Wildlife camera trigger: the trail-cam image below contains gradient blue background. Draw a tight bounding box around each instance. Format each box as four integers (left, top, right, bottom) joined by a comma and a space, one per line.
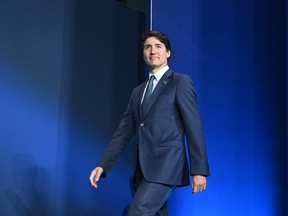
0, 0, 144, 215
150, 0, 287, 215
0, 0, 286, 215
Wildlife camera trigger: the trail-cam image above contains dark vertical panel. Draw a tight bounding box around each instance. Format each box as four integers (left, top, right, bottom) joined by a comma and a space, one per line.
286, 1, 288, 215
253, 1, 286, 214
287, 1, 288, 214
60, 0, 145, 215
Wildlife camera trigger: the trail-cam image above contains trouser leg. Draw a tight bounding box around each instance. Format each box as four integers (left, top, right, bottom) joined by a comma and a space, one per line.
127, 179, 176, 216
155, 201, 168, 216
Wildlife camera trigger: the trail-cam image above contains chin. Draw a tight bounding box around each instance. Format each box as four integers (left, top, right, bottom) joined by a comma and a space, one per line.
149, 65, 159, 70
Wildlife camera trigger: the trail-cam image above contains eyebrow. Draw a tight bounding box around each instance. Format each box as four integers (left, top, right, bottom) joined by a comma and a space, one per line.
155, 43, 163, 46
144, 43, 164, 47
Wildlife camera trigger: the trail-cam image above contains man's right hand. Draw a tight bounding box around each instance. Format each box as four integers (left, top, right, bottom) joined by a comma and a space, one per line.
89, 167, 104, 188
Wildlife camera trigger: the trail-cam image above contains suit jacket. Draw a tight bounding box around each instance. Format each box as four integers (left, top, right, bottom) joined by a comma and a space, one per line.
97, 69, 210, 187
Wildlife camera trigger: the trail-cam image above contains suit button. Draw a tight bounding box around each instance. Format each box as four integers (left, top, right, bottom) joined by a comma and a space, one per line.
140, 123, 144, 127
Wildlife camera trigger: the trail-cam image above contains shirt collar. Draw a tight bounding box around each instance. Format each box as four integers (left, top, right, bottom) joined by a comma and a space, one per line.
149, 65, 169, 81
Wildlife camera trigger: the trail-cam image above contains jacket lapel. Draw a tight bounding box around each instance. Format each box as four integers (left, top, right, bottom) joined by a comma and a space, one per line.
136, 82, 146, 120
142, 69, 173, 118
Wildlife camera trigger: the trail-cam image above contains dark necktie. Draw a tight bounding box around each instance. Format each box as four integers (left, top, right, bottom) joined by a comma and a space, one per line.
141, 75, 155, 115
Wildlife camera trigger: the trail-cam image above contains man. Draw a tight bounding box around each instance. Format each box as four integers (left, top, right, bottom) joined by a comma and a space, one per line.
89, 30, 210, 216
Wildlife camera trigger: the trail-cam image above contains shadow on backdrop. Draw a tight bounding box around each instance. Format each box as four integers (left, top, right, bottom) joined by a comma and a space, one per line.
5, 154, 46, 216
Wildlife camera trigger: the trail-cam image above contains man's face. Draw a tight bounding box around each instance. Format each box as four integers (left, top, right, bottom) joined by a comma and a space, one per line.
143, 36, 171, 73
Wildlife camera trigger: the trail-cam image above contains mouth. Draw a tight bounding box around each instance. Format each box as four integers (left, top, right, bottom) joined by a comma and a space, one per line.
149, 56, 158, 60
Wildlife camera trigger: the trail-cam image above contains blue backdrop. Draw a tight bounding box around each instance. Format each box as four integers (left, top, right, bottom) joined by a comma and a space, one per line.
0, 0, 286, 215
0, 0, 144, 215
149, 0, 286, 215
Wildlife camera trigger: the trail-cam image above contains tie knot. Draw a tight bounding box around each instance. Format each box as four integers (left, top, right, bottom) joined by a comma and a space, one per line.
149, 75, 155, 81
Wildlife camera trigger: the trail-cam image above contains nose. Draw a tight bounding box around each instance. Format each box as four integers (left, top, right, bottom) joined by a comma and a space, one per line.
150, 46, 156, 54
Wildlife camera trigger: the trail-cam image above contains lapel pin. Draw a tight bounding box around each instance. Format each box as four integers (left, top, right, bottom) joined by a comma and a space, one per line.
163, 80, 168, 85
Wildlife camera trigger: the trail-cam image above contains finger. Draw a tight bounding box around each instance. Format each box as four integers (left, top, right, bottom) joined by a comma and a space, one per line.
192, 182, 200, 193
192, 181, 200, 192
203, 183, 207, 190
199, 184, 207, 192
90, 169, 100, 188
192, 180, 198, 192
196, 181, 206, 192
196, 184, 202, 192
89, 170, 98, 188
195, 183, 205, 192
95, 169, 102, 181
191, 184, 196, 194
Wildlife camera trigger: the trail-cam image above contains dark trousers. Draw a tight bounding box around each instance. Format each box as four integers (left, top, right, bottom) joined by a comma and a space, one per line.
127, 178, 176, 216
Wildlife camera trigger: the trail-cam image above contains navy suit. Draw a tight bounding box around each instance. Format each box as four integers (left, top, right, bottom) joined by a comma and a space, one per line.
97, 69, 209, 214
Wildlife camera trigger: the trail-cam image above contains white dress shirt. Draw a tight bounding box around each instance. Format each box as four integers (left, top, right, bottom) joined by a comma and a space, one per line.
141, 65, 169, 104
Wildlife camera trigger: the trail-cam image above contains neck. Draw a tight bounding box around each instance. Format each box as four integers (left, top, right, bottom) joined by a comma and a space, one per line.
149, 64, 168, 74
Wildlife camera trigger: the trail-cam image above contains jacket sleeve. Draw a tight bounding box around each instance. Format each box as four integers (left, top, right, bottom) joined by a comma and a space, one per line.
176, 74, 210, 176
97, 90, 136, 177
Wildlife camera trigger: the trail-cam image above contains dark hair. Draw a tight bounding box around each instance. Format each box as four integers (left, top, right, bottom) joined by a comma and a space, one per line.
141, 30, 172, 52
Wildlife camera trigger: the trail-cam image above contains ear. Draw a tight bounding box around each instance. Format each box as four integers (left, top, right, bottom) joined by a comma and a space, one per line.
166, 50, 171, 58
